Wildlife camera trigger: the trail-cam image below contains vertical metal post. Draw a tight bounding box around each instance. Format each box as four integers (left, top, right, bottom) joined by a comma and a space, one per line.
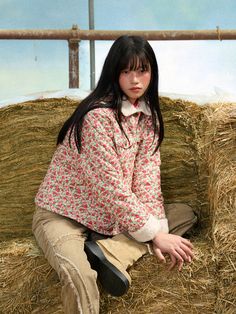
89, 0, 95, 90
68, 39, 79, 88
68, 25, 79, 88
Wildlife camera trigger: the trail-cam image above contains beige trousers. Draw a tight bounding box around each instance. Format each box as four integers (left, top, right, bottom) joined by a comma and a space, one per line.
32, 207, 149, 314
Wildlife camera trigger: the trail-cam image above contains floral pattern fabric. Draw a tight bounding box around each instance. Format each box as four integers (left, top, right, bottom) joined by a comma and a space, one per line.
35, 100, 168, 242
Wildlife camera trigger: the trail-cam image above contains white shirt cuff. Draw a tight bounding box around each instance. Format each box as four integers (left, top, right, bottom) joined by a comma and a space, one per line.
129, 215, 169, 242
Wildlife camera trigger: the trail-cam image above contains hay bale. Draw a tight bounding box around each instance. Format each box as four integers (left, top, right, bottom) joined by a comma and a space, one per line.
0, 98, 78, 241
2, 97, 235, 313
0, 97, 207, 241
0, 238, 62, 313
0, 236, 216, 314
200, 103, 236, 313
100, 236, 216, 314
160, 98, 208, 227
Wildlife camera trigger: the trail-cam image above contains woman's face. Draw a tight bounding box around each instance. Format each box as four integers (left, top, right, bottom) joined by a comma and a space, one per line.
119, 62, 151, 104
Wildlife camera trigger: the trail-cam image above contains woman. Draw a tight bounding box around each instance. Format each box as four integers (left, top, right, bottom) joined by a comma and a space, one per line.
33, 35, 195, 314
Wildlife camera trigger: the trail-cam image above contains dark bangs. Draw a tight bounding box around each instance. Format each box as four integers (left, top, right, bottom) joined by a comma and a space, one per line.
118, 52, 150, 73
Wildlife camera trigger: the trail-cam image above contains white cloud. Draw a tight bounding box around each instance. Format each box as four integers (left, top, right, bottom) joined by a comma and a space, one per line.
151, 40, 236, 95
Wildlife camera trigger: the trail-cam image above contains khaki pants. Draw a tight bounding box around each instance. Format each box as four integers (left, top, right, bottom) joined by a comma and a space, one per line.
32, 207, 149, 314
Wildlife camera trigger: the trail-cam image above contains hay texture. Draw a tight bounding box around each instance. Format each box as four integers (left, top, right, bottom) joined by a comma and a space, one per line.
0, 98, 78, 241
0, 238, 62, 313
200, 103, 236, 313
0, 236, 215, 314
0, 97, 235, 313
160, 98, 208, 227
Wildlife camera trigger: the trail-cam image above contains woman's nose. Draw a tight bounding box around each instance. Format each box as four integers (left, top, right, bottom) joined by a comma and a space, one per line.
130, 71, 138, 83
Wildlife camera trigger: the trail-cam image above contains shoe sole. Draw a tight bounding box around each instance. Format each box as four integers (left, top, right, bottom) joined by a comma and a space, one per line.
84, 241, 129, 296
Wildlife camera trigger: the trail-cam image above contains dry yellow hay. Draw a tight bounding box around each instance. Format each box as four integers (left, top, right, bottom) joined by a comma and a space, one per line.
0, 236, 215, 314
0, 97, 204, 240
0, 238, 62, 314
0, 97, 235, 313
0, 98, 78, 241
200, 103, 236, 313
160, 98, 208, 228
100, 237, 216, 314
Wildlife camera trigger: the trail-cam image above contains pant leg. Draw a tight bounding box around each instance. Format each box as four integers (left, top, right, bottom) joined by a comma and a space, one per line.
32, 207, 99, 314
165, 203, 197, 236
97, 234, 149, 275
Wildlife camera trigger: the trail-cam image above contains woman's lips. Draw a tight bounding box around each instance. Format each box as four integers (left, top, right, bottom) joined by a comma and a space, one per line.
129, 87, 141, 91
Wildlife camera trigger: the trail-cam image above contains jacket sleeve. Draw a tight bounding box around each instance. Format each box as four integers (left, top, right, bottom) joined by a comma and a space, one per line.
79, 109, 168, 242
130, 117, 169, 240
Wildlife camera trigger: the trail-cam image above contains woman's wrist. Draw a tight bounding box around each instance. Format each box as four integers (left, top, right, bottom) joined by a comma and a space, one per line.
152, 232, 164, 247
129, 216, 168, 242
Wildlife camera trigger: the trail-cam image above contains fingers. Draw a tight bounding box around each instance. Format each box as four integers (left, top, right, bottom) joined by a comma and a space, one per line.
152, 234, 194, 271
180, 243, 194, 260
168, 254, 184, 271
175, 243, 194, 262
153, 247, 166, 264
168, 254, 177, 270
175, 247, 190, 262
178, 259, 184, 271
169, 244, 193, 267
169, 253, 189, 271
169, 249, 184, 264
181, 238, 194, 249
175, 237, 194, 262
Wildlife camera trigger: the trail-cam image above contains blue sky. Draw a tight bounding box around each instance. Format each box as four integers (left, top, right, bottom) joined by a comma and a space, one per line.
0, 0, 236, 100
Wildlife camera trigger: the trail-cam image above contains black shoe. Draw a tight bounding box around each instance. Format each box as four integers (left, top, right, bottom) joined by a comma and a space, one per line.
84, 241, 129, 296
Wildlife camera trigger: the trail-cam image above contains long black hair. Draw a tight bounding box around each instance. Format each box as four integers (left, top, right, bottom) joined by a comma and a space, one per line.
57, 35, 164, 153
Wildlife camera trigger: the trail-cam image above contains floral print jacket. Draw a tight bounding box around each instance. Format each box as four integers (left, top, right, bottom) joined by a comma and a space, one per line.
35, 99, 169, 242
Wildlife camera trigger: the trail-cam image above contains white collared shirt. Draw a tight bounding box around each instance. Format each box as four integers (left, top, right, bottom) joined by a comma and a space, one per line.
121, 99, 151, 116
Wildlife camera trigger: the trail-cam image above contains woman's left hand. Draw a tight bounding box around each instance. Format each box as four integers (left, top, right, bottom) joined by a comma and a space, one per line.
152, 237, 193, 271
167, 252, 192, 271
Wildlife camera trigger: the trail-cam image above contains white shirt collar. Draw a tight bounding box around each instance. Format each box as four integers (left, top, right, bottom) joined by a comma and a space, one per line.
121, 99, 151, 116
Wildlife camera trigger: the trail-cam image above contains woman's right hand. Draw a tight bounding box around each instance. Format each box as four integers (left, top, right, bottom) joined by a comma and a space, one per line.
152, 232, 194, 271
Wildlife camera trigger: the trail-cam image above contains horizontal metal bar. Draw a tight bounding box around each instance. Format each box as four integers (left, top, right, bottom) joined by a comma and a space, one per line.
0, 28, 236, 41
77, 29, 236, 41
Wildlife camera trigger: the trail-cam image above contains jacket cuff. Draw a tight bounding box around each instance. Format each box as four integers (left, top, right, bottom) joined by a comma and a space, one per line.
129, 215, 169, 242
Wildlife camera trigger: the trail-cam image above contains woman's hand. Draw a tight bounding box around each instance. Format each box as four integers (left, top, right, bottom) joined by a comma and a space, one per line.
152, 232, 194, 271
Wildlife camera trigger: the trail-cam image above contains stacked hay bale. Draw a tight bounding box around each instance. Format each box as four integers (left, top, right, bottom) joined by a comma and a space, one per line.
0, 99, 77, 313
0, 97, 232, 313
0, 99, 78, 241
0, 238, 62, 313
100, 241, 216, 314
160, 98, 208, 227
200, 104, 236, 314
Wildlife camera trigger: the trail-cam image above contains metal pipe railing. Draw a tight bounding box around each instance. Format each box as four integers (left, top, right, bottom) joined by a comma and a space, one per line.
1, 26, 236, 88
1, 27, 236, 40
